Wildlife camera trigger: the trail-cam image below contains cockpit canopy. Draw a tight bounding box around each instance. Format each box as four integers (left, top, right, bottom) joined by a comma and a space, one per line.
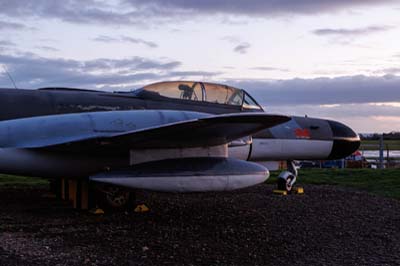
133, 81, 262, 110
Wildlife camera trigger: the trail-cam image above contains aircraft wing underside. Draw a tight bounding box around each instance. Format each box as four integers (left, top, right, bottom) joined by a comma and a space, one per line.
0, 110, 290, 152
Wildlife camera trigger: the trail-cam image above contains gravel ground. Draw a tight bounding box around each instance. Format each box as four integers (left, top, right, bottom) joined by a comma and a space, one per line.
0, 184, 399, 266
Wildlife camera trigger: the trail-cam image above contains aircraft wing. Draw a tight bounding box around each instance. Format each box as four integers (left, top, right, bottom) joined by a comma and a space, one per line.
106, 112, 289, 149
0, 110, 290, 151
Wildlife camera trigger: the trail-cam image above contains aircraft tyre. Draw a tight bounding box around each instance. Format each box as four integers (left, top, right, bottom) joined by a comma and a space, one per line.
95, 184, 135, 211
277, 171, 296, 192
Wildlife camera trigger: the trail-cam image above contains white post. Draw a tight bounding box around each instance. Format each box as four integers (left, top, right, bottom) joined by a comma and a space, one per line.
379, 134, 384, 169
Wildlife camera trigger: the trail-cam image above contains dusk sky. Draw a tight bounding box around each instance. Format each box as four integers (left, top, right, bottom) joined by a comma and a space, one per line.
0, 0, 399, 133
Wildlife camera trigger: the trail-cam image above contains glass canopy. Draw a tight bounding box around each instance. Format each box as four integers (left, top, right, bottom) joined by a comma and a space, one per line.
135, 81, 262, 110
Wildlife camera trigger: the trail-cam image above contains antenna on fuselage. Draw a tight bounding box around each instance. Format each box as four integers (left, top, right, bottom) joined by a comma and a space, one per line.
2, 65, 18, 89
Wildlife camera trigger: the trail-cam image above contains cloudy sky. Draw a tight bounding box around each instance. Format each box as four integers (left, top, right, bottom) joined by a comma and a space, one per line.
0, 0, 400, 133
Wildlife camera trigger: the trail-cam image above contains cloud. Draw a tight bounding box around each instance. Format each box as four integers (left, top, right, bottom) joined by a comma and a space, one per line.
271, 102, 400, 118
120, 36, 158, 48
369, 102, 400, 107
371, 115, 400, 123
250, 67, 289, 72
234, 43, 251, 54
0, 52, 183, 89
221, 35, 241, 43
227, 75, 400, 106
0, 0, 146, 26
376, 68, 400, 75
221, 36, 251, 54
35, 46, 59, 52
266, 103, 400, 132
0, 40, 15, 46
93, 35, 158, 48
169, 70, 221, 77
124, 0, 397, 17
92, 35, 117, 42
0, 52, 222, 89
0, 1, 396, 26
0, 19, 30, 30
313, 25, 393, 37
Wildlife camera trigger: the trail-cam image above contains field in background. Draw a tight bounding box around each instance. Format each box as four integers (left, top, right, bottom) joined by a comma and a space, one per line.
0, 174, 48, 188
0, 169, 399, 200
268, 169, 400, 199
360, 140, 400, 150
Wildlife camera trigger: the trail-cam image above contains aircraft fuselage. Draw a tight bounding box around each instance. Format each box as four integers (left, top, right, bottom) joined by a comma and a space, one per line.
0, 86, 360, 179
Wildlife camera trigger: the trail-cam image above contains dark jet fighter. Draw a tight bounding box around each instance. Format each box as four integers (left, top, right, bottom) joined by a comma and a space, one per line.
0, 81, 360, 208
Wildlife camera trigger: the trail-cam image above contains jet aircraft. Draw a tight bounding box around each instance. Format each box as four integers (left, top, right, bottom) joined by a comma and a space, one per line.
0, 81, 360, 209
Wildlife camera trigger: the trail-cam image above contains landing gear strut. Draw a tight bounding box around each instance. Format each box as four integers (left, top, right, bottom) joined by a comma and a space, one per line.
277, 160, 298, 193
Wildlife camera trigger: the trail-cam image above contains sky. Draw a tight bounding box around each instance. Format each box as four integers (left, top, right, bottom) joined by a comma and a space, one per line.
0, 0, 399, 133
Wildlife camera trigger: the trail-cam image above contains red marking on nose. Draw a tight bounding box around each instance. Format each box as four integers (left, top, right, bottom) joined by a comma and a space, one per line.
295, 128, 311, 139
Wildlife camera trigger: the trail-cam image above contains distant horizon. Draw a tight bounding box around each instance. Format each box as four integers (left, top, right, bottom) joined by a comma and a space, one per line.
359, 132, 400, 136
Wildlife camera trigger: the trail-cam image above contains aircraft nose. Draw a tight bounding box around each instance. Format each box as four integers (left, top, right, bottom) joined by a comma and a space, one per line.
327, 120, 360, 160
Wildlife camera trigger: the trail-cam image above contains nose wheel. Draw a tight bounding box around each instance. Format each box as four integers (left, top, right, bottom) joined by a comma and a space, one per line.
277, 171, 296, 192
277, 160, 298, 193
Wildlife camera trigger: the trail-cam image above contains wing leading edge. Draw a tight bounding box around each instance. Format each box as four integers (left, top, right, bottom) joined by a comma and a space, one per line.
0, 110, 290, 151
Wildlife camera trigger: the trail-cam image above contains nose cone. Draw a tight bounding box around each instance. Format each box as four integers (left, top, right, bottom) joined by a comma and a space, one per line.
327, 120, 360, 160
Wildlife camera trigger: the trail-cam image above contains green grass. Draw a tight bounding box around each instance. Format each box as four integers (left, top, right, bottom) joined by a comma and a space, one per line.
0, 174, 49, 188
268, 169, 400, 200
1, 169, 399, 200
361, 140, 400, 150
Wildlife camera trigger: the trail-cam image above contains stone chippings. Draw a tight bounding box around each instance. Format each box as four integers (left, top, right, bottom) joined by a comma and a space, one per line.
0, 184, 399, 266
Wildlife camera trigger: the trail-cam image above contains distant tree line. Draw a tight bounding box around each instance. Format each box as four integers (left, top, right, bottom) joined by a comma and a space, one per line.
360, 132, 400, 140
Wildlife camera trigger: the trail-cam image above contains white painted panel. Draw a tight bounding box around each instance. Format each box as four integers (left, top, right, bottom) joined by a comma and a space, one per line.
249, 139, 333, 161
254, 161, 281, 171
130, 145, 228, 165
228, 145, 251, 160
